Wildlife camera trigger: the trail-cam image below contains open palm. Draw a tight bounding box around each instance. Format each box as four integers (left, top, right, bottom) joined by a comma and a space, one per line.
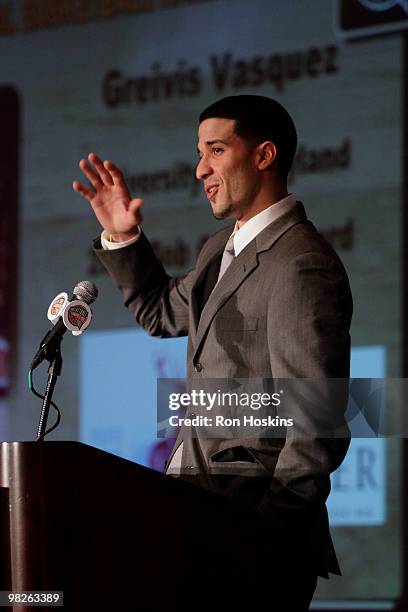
73, 153, 143, 239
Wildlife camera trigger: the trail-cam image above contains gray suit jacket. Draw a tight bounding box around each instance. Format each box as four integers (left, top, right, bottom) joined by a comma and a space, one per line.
94, 201, 353, 577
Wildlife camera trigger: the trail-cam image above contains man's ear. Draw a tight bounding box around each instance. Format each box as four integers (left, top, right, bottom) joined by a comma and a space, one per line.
256, 141, 277, 171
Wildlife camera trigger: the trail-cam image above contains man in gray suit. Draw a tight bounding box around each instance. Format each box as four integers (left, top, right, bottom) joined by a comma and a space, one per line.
73, 95, 352, 610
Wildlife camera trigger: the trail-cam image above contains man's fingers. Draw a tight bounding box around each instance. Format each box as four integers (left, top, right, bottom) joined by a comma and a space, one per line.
103, 160, 128, 190
72, 180, 95, 202
79, 159, 103, 189
88, 153, 114, 186
129, 197, 143, 213
129, 198, 143, 222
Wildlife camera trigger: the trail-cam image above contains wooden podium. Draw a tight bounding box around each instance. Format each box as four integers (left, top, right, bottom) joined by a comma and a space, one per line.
0, 442, 270, 611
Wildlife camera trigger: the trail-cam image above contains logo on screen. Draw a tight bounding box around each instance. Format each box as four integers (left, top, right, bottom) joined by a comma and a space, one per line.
358, 0, 408, 12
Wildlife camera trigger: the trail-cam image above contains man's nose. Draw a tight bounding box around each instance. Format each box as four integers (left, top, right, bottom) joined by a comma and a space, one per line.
196, 156, 212, 181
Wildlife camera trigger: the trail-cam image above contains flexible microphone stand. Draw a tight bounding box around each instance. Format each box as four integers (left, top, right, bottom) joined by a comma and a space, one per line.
35, 337, 63, 441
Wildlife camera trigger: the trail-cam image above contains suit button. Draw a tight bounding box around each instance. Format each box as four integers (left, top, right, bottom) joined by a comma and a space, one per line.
194, 362, 203, 372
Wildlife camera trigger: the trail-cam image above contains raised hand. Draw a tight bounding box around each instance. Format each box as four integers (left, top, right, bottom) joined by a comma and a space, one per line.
73, 153, 143, 241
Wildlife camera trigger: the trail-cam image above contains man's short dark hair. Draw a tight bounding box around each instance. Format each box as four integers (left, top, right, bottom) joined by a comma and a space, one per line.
199, 95, 297, 180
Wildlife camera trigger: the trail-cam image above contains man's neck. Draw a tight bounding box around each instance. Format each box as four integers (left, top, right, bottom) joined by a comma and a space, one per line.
236, 188, 289, 228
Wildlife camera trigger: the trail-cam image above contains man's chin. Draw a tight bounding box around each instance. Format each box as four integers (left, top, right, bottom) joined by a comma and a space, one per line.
212, 203, 234, 220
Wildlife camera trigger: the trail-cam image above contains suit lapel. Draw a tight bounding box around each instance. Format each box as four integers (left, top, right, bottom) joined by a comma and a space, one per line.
192, 241, 259, 360
190, 246, 225, 342
191, 201, 307, 361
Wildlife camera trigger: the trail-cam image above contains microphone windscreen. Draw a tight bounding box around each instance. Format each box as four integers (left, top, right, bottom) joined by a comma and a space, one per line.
73, 281, 98, 304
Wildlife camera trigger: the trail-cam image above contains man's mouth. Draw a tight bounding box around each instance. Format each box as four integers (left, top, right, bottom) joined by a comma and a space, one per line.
205, 185, 219, 200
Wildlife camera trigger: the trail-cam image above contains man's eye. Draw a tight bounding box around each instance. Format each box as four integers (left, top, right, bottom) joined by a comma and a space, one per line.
213, 148, 223, 155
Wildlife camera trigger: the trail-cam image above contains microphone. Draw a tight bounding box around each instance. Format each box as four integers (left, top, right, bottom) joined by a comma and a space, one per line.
30, 281, 98, 370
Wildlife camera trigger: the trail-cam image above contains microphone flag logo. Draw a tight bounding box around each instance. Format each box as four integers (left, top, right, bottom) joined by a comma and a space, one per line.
63, 300, 92, 336
47, 292, 69, 324
68, 305, 87, 329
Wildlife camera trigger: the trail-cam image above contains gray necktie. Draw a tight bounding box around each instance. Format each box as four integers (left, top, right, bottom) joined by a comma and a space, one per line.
217, 234, 235, 282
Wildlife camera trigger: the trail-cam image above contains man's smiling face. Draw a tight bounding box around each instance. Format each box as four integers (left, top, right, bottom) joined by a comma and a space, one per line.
196, 118, 262, 222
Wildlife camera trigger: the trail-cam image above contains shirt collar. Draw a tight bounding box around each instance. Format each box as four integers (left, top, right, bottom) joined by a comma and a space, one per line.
230, 194, 297, 256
